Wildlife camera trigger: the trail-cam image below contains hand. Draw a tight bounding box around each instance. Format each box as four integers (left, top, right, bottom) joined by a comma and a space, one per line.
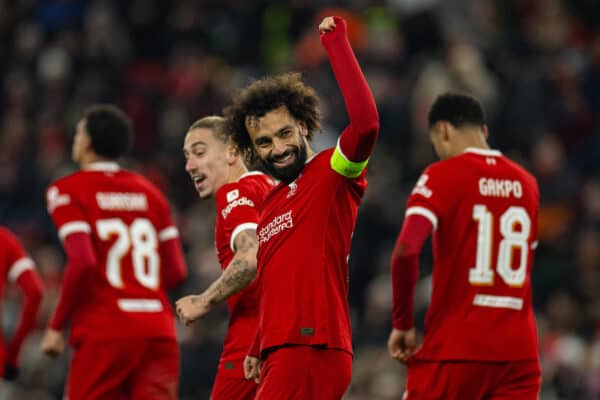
387, 327, 417, 363
243, 355, 261, 384
175, 294, 211, 326
41, 328, 65, 358
318, 16, 337, 34
3, 363, 19, 381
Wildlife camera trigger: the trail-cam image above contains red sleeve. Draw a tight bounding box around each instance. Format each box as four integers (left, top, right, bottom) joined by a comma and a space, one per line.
49, 232, 97, 330
391, 214, 433, 330
320, 16, 379, 162
6, 269, 43, 366
160, 237, 187, 290
248, 327, 260, 358
155, 194, 187, 290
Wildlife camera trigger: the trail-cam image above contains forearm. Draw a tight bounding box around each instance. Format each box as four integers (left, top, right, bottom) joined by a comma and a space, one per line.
392, 252, 419, 330
391, 215, 432, 330
321, 17, 379, 161
160, 238, 187, 290
204, 254, 257, 305
6, 270, 43, 364
50, 233, 96, 330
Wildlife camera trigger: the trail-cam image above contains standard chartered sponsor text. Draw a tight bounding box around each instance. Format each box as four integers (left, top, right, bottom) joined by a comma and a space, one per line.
259, 210, 293, 244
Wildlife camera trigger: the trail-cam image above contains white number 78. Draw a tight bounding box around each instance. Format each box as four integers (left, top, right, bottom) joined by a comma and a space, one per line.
97, 218, 160, 289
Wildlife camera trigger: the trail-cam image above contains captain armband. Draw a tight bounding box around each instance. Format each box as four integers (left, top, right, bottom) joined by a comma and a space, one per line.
330, 146, 369, 178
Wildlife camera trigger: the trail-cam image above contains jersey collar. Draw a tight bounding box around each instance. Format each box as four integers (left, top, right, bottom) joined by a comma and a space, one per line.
238, 171, 264, 181
84, 161, 120, 172
464, 147, 502, 157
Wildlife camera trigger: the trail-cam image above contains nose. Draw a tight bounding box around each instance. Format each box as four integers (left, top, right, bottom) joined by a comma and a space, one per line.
185, 157, 196, 173
272, 137, 287, 156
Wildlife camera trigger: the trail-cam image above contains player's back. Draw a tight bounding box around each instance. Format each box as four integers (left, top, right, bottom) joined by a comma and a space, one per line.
47, 163, 179, 343
409, 148, 539, 362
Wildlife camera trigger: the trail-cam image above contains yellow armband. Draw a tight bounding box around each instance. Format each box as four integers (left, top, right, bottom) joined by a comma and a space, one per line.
330, 145, 369, 178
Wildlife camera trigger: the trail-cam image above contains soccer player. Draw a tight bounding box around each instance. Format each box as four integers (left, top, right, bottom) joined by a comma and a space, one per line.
224, 16, 379, 399
175, 116, 274, 399
388, 93, 541, 399
40, 105, 187, 400
0, 226, 44, 380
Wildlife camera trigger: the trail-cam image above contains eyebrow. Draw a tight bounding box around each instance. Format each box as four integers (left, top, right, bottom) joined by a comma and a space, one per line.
183, 141, 207, 152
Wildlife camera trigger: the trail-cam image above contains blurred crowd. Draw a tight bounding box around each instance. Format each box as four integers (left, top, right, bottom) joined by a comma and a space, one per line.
0, 0, 599, 399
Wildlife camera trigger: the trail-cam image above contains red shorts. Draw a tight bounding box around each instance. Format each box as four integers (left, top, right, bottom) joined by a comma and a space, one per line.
406, 359, 541, 400
256, 346, 352, 400
67, 338, 179, 400
211, 372, 257, 400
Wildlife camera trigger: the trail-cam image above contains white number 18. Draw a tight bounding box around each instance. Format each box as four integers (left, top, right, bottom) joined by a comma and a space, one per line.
469, 205, 531, 287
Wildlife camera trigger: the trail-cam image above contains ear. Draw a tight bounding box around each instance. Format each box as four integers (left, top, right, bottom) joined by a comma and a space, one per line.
439, 121, 452, 142
225, 142, 239, 165
482, 125, 489, 140
81, 130, 93, 152
298, 121, 308, 138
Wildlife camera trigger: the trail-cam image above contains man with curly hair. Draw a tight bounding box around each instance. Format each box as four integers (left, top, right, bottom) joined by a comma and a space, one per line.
224, 16, 379, 399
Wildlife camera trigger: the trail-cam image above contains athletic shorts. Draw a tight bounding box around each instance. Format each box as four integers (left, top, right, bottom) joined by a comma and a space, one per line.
405, 359, 541, 400
256, 345, 352, 400
211, 372, 257, 400
66, 338, 179, 400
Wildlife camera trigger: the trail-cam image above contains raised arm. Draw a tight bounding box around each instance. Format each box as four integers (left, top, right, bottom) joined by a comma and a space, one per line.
176, 229, 258, 325
320, 16, 379, 173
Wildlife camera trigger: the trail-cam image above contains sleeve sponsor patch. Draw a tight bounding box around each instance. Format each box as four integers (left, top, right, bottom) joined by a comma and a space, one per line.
411, 174, 432, 198
221, 196, 255, 219
46, 186, 71, 212
226, 189, 239, 202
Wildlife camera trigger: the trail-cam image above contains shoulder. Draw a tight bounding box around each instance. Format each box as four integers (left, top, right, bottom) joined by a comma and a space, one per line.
312, 148, 335, 167
238, 172, 276, 196
502, 157, 539, 194
46, 171, 88, 210
0, 227, 16, 244
47, 170, 85, 192
216, 182, 242, 206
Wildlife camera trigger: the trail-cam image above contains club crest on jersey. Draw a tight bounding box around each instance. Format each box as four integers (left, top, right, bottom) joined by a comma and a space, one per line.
287, 181, 298, 198
412, 174, 432, 198
46, 186, 71, 212
226, 189, 239, 202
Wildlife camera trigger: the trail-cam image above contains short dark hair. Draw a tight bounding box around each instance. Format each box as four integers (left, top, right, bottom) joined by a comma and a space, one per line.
223, 72, 321, 158
83, 104, 133, 159
188, 115, 228, 143
428, 93, 486, 129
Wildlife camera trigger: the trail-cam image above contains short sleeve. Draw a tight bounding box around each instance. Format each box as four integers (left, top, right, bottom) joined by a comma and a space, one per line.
216, 182, 261, 251
405, 165, 448, 231
46, 184, 91, 241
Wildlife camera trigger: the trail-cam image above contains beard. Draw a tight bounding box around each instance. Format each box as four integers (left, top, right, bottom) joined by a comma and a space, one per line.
260, 141, 307, 184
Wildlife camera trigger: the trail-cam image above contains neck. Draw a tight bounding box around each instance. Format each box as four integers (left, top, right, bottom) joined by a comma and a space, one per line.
216, 161, 249, 191
80, 152, 115, 169
455, 131, 490, 154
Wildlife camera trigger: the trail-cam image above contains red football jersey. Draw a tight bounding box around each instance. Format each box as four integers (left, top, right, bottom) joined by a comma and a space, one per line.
407, 148, 539, 361
255, 149, 367, 356
214, 171, 275, 378
46, 162, 182, 343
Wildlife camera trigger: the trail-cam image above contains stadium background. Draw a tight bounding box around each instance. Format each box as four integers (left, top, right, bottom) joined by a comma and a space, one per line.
0, 0, 599, 399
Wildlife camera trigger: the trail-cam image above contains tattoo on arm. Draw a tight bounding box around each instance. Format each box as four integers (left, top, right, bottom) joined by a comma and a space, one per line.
207, 230, 258, 304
